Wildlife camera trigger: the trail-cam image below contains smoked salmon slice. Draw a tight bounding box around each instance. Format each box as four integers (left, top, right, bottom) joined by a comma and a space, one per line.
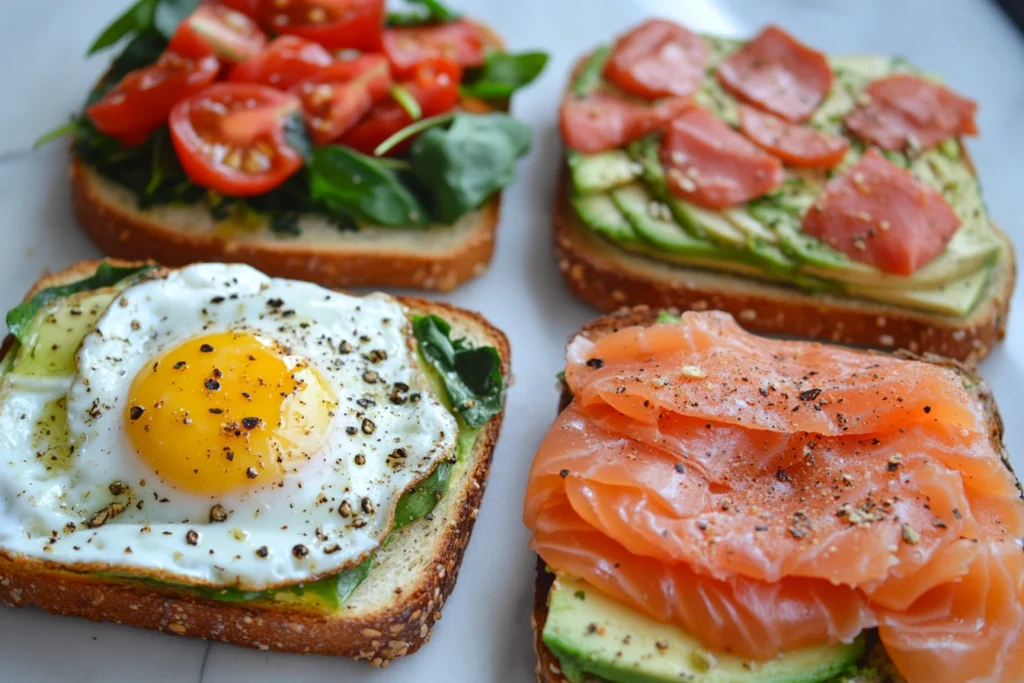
525, 311, 1024, 682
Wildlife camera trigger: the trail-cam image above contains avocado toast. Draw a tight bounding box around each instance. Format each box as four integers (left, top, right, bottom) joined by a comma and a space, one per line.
0, 260, 509, 664
527, 307, 1024, 683
556, 21, 1014, 362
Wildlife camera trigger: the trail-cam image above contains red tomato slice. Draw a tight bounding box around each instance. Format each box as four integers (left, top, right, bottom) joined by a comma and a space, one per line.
169, 4, 268, 63
604, 19, 710, 99
229, 35, 333, 89
717, 25, 832, 123
845, 74, 979, 151
292, 54, 392, 145
216, 0, 261, 17
259, 0, 385, 52
560, 89, 692, 154
86, 52, 220, 146
341, 57, 461, 155
660, 106, 783, 209
738, 105, 849, 168
169, 83, 305, 196
801, 149, 961, 275
381, 19, 484, 78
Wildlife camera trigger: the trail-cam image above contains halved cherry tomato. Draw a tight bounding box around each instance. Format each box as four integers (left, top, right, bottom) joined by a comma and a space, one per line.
292, 54, 392, 144
381, 18, 484, 78
169, 4, 268, 63
87, 52, 220, 146
341, 57, 461, 155
216, 0, 262, 17
229, 35, 333, 89
259, 0, 386, 52
169, 83, 305, 196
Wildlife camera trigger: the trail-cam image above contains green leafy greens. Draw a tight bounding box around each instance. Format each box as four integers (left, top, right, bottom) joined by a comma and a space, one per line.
309, 146, 427, 226
412, 315, 504, 428
387, 0, 460, 26
410, 113, 531, 224
461, 52, 549, 99
86, 0, 197, 55
5, 263, 155, 343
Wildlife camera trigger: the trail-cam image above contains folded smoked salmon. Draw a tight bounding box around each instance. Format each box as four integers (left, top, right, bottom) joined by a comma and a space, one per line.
527, 309, 1024, 683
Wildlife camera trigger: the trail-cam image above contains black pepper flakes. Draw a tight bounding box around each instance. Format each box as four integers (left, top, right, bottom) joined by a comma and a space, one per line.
799, 388, 822, 402
586, 358, 605, 369
267, 298, 284, 309
346, 426, 358, 436
108, 481, 128, 496
185, 529, 199, 545
241, 417, 261, 430
923, 406, 932, 414
559, 469, 570, 478
256, 546, 269, 558
339, 500, 352, 518
205, 379, 221, 391
363, 370, 379, 384
361, 418, 375, 435
339, 340, 354, 354
85, 503, 125, 529
129, 406, 145, 421
292, 544, 309, 558
246, 467, 258, 479
209, 504, 228, 523
674, 463, 685, 473
209, 408, 224, 415
361, 497, 375, 514
173, 361, 187, 370
200, 344, 214, 353
354, 454, 366, 465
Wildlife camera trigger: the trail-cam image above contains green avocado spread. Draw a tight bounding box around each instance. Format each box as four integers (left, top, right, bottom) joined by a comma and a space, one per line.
1, 270, 501, 611
567, 38, 1002, 318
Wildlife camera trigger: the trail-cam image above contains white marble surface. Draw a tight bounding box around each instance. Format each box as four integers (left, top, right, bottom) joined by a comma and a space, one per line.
1, 1, 1023, 681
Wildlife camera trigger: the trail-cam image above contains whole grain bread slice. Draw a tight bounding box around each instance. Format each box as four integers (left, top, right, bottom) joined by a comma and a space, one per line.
70, 22, 508, 293
0, 260, 510, 666
532, 306, 1018, 683
554, 173, 1016, 364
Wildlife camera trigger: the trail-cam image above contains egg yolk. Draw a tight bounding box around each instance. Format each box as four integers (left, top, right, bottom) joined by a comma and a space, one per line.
125, 332, 335, 495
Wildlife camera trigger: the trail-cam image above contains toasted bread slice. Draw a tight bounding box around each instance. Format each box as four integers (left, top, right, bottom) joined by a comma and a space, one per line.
70, 22, 508, 293
531, 306, 1016, 683
554, 170, 1016, 364
0, 260, 510, 665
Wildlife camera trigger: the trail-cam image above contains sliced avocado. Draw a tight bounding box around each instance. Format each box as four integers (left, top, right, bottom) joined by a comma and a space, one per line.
847, 265, 993, 317
12, 289, 119, 377
572, 191, 639, 244
611, 183, 722, 259
543, 576, 866, 683
569, 150, 642, 195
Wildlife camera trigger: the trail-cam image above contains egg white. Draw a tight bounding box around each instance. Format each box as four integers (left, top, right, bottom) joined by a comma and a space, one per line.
0, 264, 456, 590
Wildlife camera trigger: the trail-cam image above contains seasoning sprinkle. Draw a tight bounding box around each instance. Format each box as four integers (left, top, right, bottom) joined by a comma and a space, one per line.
209, 504, 228, 523
901, 524, 920, 545
292, 544, 309, 558
199, 344, 214, 353
586, 358, 604, 369
256, 546, 269, 558
246, 467, 258, 479
129, 406, 145, 421
241, 417, 261, 430
799, 388, 822, 402
185, 529, 199, 546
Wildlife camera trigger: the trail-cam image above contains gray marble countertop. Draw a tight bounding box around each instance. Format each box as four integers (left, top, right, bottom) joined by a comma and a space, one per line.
1, 1, 1022, 681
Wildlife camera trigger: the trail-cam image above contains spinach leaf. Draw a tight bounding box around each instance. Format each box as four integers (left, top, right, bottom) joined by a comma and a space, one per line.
387, 0, 460, 26
413, 315, 504, 428
86, 0, 157, 55
573, 45, 612, 98
461, 51, 549, 99
5, 264, 156, 343
309, 146, 427, 227
86, 0, 194, 56
409, 113, 531, 224
107, 30, 169, 82
393, 462, 452, 528
282, 112, 313, 162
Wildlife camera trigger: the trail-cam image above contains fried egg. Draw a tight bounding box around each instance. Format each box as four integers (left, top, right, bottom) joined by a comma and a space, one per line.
0, 264, 456, 590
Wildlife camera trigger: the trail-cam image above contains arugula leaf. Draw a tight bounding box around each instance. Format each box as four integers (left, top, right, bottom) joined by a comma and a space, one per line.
413, 315, 504, 428
409, 113, 531, 223
34, 120, 81, 149
656, 311, 682, 324
573, 45, 612, 98
387, 0, 460, 26
86, 0, 157, 55
5, 264, 156, 343
309, 146, 427, 227
461, 51, 549, 99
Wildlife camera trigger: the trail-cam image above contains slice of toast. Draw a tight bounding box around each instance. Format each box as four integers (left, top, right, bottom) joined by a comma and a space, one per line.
554, 171, 1016, 364
70, 21, 508, 293
532, 306, 1017, 683
0, 260, 510, 666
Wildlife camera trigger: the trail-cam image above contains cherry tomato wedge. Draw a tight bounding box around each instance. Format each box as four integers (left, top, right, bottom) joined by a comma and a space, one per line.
381, 18, 485, 78
169, 83, 304, 196
259, 0, 386, 52
292, 54, 392, 145
169, 4, 267, 63
229, 35, 333, 89
341, 57, 461, 155
216, 0, 261, 18
87, 52, 220, 146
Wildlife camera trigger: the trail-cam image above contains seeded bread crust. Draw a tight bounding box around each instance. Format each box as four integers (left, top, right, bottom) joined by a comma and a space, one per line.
69, 22, 507, 293
532, 306, 1017, 683
0, 260, 511, 665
